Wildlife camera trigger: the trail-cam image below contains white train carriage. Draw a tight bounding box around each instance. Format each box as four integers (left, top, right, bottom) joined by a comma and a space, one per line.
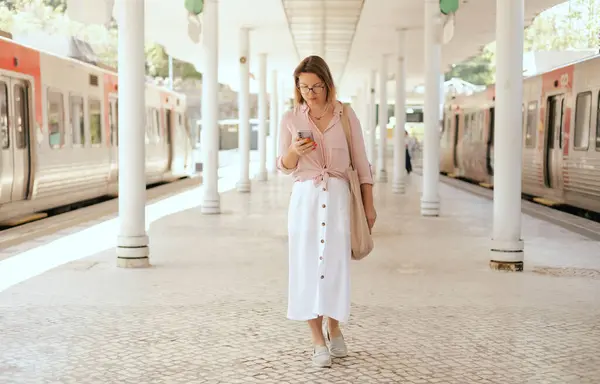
441, 54, 600, 213
0, 34, 194, 224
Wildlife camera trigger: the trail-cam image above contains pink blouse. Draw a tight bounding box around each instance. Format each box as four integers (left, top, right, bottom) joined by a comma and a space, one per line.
276, 101, 373, 186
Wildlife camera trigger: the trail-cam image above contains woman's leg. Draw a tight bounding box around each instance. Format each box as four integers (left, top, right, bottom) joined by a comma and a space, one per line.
308, 316, 326, 345
308, 316, 331, 367
327, 317, 342, 338
324, 316, 348, 358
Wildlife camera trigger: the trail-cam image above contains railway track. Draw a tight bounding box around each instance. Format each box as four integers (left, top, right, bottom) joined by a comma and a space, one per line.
437, 172, 600, 241
0, 176, 202, 255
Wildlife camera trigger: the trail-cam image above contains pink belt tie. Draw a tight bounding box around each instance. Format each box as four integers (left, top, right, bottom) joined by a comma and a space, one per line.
312, 168, 330, 188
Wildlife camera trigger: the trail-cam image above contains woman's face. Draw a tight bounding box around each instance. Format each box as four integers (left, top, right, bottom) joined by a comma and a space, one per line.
298, 72, 327, 106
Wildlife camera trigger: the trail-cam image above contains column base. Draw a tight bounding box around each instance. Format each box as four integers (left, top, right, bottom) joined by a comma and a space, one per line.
392, 179, 405, 194
420, 198, 440, 216
377, 170, 388, 183
201, 198, 221, 214
117, 256, 150, 268
490, 239, 524, 272
236, 180, 251, 193
489, 260, 524, 272
116, 235, 150, 268
256, 171, 268, 182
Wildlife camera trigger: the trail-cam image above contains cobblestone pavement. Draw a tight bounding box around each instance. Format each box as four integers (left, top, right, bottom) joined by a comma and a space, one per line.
0, 174, 599, 383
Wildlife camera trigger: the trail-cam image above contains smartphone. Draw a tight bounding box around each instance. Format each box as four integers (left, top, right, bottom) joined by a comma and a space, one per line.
298, 131, 314, 141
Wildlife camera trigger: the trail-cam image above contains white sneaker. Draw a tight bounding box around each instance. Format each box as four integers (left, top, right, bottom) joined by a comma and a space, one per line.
312, 345, 332, 368
327, 331, 348, 358
323, 318, 348, 358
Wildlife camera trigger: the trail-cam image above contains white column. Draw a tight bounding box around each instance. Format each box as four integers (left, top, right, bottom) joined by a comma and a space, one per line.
257, 53, 268, 181
421, 0, 442, 216
367, 70, 376, 167
268, 69, 279, 173
362, 81, 369, 136
355, 87, 363, 127
490, 0, 524, 271
351, 95, 358, 111
377, 56, 389, 183
279, 80, 287, 123
116, 0, 149, 268
237, 27, 251, 192
392, 29, 407, 194
200, 0, 220, 214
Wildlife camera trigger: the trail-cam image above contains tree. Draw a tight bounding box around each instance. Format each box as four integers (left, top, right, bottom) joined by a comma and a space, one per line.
524, 0, 600, 51
446, 0, 600, 85
444, 47, 495, 85
145, 43, 202, 80
0, 0, 202, 80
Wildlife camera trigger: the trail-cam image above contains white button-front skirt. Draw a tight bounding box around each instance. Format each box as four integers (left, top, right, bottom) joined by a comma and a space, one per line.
286, 177, 351, 323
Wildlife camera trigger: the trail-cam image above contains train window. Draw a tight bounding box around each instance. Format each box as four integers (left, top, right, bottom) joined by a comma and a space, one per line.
47, 90, 64, 148
0, 82, 9, 149
525, 101, 538, 148
13, 84, 28, 150
574, 91, 591, 150
89, 98, 102, 145
152, 108, 160, 140
70, 95, 85, 146
470, 114, 477, 141
109, 100, 118, 146
479, 112, 484, 141
145, 108, 151, 142
597, 92, 600, 151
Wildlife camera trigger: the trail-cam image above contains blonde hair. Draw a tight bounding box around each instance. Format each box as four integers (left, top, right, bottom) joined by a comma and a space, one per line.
293, 55, 337, 106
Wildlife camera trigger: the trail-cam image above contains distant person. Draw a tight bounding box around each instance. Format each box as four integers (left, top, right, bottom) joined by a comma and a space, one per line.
277, 55, 375, 368
405, 131, 413, 174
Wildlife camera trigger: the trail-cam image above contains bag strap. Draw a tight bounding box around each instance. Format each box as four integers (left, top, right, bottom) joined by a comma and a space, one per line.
340, 104, 355, 170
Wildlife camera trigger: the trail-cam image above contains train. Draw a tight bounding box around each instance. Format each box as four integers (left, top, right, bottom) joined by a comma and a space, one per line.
441, 54, 600, 213
0, 33, 195, 224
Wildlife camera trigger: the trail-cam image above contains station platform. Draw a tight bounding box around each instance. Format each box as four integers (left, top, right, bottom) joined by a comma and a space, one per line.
0, 156, 599, 383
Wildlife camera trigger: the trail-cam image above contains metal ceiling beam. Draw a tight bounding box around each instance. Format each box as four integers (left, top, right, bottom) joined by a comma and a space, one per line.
281, 0, 365, 83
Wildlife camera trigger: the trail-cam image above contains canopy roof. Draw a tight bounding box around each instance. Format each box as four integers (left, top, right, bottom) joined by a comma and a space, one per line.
70, 0, 565, 100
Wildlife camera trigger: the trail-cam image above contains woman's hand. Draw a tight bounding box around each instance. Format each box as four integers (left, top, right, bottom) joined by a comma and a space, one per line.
364, 204, 377, 234
289, 137, 316, 157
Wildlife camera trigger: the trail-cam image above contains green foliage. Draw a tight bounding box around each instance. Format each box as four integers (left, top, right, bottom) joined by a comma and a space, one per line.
0, 0, 202, 81
446, 0, 600, 86
524, 0, 600, 51
146, 43, 202, 80
445, 47, 495, 85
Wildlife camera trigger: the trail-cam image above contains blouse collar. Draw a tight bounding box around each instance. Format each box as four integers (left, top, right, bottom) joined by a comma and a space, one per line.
299, 101, 344, 116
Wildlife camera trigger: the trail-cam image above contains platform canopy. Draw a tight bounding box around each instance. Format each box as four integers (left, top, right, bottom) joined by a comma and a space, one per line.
68, 0, 565, 100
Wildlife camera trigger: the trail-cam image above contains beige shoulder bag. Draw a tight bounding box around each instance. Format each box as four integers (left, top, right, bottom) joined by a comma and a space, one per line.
340, 104, 374, 261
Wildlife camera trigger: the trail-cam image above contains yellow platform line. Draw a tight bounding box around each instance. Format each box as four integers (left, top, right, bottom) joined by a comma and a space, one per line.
0, 212, 48, 227
479, 182, 493, 189
447, 173, 457, 178
533, 197, 560, 207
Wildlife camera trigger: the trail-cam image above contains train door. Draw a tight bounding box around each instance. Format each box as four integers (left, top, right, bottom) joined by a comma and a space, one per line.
486, 107, 495, 176
0, 77, 31, 204
544, 94, 564, 189
108, 96, 119, 181
165, 109, 173, 170
452, 114, 460, 168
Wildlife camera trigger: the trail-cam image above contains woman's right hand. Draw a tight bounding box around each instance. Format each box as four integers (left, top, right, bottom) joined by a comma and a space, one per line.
289, 137, 316, 157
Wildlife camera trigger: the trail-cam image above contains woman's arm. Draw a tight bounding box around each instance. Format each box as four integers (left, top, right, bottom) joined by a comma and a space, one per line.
276, 112, 299, 173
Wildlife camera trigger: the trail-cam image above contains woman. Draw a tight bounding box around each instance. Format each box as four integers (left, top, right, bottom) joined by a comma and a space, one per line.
276, 56, 376, 368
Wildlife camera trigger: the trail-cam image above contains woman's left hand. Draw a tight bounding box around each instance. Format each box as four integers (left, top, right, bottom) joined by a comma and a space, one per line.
364, 205, 377, 234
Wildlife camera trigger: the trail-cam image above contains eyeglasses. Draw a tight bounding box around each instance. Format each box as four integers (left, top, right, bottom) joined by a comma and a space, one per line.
298, 84, 325, 95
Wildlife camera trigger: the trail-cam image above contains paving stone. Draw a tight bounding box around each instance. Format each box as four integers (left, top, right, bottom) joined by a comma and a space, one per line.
0, 174, 599, 383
